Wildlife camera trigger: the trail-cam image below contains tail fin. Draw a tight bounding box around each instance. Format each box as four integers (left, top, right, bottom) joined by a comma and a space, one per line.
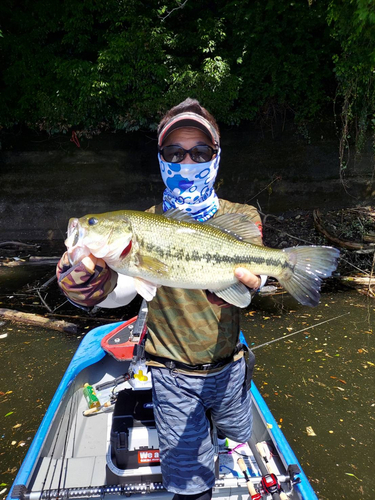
278, 246, 340, 307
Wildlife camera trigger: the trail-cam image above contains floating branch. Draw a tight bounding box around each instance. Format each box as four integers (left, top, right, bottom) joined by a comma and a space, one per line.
0, 241, 41, 249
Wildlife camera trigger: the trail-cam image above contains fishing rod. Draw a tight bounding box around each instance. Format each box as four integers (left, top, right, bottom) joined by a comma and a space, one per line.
251, 311, 350, 351
237, 456, 262, 500
12, 474, 295, 500
247, 437, 288, 500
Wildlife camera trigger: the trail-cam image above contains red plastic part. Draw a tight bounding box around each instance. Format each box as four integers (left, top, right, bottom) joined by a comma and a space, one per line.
101, 317, 137, 361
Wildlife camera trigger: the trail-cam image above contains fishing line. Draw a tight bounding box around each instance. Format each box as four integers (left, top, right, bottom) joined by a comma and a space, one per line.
251, 311, 350, 350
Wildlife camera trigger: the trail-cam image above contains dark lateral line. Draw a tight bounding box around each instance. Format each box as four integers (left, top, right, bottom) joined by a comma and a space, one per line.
143, 244, 292, 270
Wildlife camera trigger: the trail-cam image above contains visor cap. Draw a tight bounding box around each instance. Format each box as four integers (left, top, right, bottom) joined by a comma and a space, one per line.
158, 112, 220, 147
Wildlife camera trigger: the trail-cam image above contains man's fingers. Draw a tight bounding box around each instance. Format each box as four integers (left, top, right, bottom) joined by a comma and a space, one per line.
235, 268, 261, 289
82, 254, 98, 271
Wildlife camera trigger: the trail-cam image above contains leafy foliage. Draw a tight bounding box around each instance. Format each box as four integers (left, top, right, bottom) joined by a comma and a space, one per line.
0, 0, 375, 147
328, 0, 375, 171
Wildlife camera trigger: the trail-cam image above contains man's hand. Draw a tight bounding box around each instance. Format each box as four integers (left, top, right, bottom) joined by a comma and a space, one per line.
81, 254, 106, 271
235, 268, 261, 290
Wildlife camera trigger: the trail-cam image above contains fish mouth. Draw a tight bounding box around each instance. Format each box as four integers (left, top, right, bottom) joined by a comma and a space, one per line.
69, 219, 80, 247
65, 218, 89, 265
65, 218, 81, 247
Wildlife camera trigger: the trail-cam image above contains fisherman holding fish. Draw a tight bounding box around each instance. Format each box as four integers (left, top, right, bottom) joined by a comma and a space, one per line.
57, 98, 339, 500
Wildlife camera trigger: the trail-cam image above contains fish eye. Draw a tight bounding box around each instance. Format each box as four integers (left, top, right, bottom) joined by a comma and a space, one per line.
88, 217, 98, 226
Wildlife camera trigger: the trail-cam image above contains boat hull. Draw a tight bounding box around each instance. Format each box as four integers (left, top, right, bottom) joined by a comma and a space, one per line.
8, 321, 318, 500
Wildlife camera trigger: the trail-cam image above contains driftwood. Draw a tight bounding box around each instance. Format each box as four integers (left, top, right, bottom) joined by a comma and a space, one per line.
0, 256, 59, 267
0, 308, 78, 334
364, 232, 375, 243
0, 241, 40, 249
341, 276, 375, 285
46, 313, 123, 323
313, 210, 375, 251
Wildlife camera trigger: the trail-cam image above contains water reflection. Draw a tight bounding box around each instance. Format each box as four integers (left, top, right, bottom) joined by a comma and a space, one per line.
0, 323, 81, 494
243, 290, 374, 500
0, 266, 55, 295
0, 286, 373, 500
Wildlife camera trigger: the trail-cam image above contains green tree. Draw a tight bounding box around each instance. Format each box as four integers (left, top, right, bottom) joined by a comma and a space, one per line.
328, 0, 375, 172
1, 0, 375, 152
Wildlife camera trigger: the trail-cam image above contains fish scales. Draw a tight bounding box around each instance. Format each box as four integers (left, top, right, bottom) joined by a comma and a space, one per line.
126, 212, 282, 289
65, 209, 340, 308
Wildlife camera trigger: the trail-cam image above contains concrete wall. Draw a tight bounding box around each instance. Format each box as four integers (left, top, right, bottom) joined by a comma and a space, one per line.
1, 123, 374, 240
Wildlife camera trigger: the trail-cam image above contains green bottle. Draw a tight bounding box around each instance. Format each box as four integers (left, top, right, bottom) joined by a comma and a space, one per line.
83, 383, 100, 409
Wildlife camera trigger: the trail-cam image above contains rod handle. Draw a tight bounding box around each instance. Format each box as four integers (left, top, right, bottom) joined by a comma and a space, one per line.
83, 401, 112, 416
237, 457, 261, 499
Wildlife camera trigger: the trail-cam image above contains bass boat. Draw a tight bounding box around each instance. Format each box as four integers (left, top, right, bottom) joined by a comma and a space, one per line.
8, 304, 318, 500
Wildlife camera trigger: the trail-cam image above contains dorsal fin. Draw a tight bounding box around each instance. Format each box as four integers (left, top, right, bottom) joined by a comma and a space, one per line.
163, 208, 196, 223
163, 209, 262, 243
205, 213, 261, 243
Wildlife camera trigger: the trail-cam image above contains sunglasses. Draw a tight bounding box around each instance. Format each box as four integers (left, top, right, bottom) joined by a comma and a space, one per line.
159, 144, 218, 163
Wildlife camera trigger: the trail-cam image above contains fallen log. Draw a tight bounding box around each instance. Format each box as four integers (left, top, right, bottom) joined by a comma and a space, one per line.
0, 257, 59, 267
363, 232, 375, 243
313, 210, 375, 251
340, 275, 375, 298
0, 308, 78, 334
46, 313, 123, 323
29, 256, 60, 262
0, 241, 40, 249
340, 276, 375, 285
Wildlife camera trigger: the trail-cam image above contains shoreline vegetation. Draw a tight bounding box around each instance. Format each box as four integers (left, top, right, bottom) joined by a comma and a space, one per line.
1, 0, 375, 190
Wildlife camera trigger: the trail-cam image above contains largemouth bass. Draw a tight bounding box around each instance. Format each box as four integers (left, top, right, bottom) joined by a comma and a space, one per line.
65, 209, 340, 308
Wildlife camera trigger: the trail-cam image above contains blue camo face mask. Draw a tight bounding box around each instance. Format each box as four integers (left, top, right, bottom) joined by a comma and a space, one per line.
158, 149, 221, 222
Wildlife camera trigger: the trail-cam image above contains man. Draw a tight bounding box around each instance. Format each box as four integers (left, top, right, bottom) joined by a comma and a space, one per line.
57, 98, 266, 499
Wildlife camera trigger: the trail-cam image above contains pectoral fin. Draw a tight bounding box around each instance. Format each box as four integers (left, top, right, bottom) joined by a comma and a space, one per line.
137, 255, 169, 277
209, 282, 251, 308
134, 277, 159, 301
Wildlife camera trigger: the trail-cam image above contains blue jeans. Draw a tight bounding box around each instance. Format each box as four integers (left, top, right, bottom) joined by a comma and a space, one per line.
150, 357, 252, 495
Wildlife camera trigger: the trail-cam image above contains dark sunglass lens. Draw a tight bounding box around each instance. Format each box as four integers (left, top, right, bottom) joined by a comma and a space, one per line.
190, 146, 214, 163
162, 146, 185, 163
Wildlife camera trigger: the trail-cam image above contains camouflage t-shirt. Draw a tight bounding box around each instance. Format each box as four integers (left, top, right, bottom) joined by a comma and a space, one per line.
145, 199, 262, 366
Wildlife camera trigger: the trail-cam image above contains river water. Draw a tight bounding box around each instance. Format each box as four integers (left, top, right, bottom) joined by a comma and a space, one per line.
246, 289, 374, 500
0, 266, 374, 500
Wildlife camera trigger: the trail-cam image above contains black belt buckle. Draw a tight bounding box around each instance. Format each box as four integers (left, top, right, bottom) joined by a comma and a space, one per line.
164, 360, 177, 370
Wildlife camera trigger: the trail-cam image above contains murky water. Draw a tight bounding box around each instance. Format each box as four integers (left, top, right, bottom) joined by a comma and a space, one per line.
0, 268, 373, 499
245, 290, 374, 500
0, 324, 80, 493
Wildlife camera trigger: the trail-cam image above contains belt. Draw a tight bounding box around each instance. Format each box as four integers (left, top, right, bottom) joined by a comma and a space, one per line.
146, 343, 244, 372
